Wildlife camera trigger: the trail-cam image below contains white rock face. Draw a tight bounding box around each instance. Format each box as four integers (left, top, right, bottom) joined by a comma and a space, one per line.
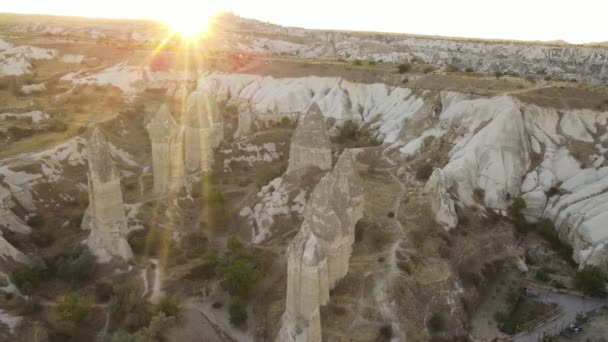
287, 103, 332, 173
0, 38, 57, 76
440, 95, 531, 209
425, 169, 458, 230
196, 73, 608, 269
20, 83, 46, 95
61, 63, 194, 100
59, 54, 84, 64
0, 111, 49, 123
241, 176, 306, 244
146, 104, 184, 194
199, 73, 425, 144
84, 128, 132, 262
521, 190, 547, 223
278, 150, 364, 341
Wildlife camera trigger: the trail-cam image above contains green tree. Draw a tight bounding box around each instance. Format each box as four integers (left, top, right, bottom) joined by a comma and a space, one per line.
228, 298, 248, 326
214, 236, 263, 299
55, 250, 97, 284
575, 266, 607, 297
53, 292, 92, 325
398, 63, 411, 73
535, 269, 550, 283
336, 120, 358, 143
155, 296, 180, 317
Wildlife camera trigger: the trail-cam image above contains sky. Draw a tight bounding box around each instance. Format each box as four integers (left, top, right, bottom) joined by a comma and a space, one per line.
1, 0, 607, 44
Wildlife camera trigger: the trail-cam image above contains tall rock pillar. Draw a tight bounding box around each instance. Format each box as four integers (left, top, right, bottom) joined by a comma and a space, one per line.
146, 104, 183, 194
85, 128, 132, 262
287, 103, 332, 173
277, 150, 364, 341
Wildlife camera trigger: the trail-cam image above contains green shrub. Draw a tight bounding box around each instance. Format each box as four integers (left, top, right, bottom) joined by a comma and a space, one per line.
473, 188, 485, 202
423, 66, 435, 74
19, 297, 42, 316
53, 292, 92, 325
535, 269, 550, 283
203, 189, 229, 228
109, 284, 151, 331
213, 236, 264, 300
465, 67, 474, 73
353, 59, 363, 66
574, 266, 607, 297
228, 298, 248, 326
95, 282, 113, 303
256, 168, 283, 189
446, 64, 459, 72
336, 120, 358, 143
12, 266, 47, 294
368, 60, 377, 66
54, 250, 97, 284
461, 272, 481, 288
428, 313, 446, 332
377, 325, 393, 340
494, 71, 504, 79
128, 228, 165, 257
31, 230, 54, 248
511, 197, 526, 213
280, 116, 291, 126
156, 296, 180, 317
415, 164, 433, 181
506, 288, 520, 305
535, 219, 574, 262
398, 63, 412, 73
47, 117, 68, 132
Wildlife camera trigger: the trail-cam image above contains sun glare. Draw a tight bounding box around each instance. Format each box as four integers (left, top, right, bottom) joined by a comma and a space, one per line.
163, 9, 219, 41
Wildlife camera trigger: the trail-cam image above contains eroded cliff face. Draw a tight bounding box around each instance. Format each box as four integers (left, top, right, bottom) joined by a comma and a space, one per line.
199, 73, 607, 271
278, 150, 364, 341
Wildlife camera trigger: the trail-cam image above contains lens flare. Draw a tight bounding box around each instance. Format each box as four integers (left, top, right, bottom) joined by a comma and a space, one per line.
162, 7, 221, 41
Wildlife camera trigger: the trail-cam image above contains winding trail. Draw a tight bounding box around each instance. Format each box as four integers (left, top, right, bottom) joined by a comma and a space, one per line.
371, 169, 409, 341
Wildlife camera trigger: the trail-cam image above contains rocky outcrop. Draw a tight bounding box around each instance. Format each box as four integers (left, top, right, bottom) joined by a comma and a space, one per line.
287, 103, 332, 173
146, 104, 183, 194
0, 189, 29, 264
278, 150, 364, 341
84, 128, 132, 262
183, 89, 223, 172
425, 168, 458, 230
196, 73, 608, 269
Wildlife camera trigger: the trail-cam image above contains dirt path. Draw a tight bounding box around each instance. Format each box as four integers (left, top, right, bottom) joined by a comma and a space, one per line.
370, 169, 409, 341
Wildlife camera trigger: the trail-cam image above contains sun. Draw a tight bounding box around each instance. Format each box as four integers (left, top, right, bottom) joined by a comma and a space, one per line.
162, 8, 220, 41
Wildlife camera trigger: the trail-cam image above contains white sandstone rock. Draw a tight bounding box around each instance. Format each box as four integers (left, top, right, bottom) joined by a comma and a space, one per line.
146, 104, 183, 194
84, 128, 132, 262
520, 190, 547, 223
425, 169, 458, 230
278, 150, 363, 341
287, 103, 332, 173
